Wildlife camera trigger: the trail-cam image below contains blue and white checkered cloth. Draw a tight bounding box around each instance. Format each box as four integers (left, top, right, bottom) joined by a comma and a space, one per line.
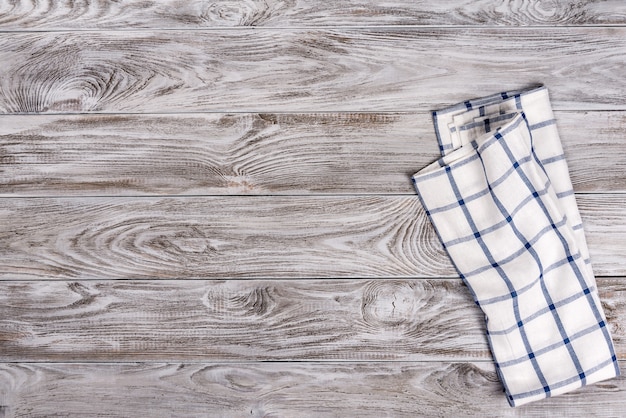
412, 86, 620, 406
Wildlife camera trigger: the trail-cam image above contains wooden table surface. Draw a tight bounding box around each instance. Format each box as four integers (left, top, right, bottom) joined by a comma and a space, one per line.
1, 1, 626, 416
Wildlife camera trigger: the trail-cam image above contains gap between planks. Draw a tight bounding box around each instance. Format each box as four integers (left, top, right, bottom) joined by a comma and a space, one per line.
2, 25, 626, 33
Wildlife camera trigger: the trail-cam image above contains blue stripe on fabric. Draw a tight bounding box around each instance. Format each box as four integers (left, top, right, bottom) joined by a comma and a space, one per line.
479, 250, 580, 306
412, 151, 481, 183
446, 218, 508, 248
452, 116, 552, 149
458, 113, 517, 132
529, 119, 556, 131
514, 94, 522, 111
489, 134, 584, 376
432, 86, 547, 119
480, 133, 585, 382
427, 186, 491, 215
487, 285, 597, 335
414, 114, 526, 185
523, 117, 618, 377
465, 212, 568, 277
427, 154, 534, 216
572, 223, 584, 231
411, 179, 483, 305
540, 154, 566, 165
509, 356, 617, 404
432, 111, 446, 155
498, 321, 605, 368
556, 189, 574, 198
414, 114, 525, 185
498, 129, 620, 378
476, 115, 525, 154
443, 164, 550, 392
444, 178, 551, 247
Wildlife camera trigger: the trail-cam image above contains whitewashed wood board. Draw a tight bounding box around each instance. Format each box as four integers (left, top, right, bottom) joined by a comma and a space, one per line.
1, 111, 624, 196
0, 195, 624, 280
1, 29, 626, 113
0, 278, 623, 362
0, 362, 624, 417
1, 0, 625, 29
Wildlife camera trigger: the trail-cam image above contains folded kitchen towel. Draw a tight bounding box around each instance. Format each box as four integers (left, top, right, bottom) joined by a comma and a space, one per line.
411, 86, 620, 407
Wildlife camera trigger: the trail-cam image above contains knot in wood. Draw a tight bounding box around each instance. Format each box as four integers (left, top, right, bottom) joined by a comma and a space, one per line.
361, 281, 418, 330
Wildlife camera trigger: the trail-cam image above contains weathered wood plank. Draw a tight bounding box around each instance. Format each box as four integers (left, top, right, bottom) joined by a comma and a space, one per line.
583, 195, 626, 276
0, 279, 489, 362
0, 112, 432, 196
3, 108, 625, 202
0, 195, 624, 280
0, 278, 623, 362
0, 361, 624, 417
1, 29, 626, 113
1, 111, 624, 196
1, 0, 626, 29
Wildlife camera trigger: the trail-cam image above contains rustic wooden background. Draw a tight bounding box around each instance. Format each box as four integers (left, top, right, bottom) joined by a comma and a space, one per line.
1, 1, 626, 416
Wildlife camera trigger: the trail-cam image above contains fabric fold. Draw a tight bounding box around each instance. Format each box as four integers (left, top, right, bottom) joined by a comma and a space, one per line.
412, 86, 619, 407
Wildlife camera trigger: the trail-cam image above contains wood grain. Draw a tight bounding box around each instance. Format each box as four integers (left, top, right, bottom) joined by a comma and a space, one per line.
1, 1, 624, 415
0, 279, 489, 362
0, 278, 623, 362
0, 196, 446, 280
1, 29, 626, 113
1, 0, 626, 29
0, 112, 432, 196
0, 361, 624, 417
583, 195, 626, 277
1, 111, 625, 196
0, 195, 624, 280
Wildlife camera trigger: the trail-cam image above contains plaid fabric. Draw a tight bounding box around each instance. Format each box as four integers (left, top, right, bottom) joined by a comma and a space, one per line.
412, 86, 620, 407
